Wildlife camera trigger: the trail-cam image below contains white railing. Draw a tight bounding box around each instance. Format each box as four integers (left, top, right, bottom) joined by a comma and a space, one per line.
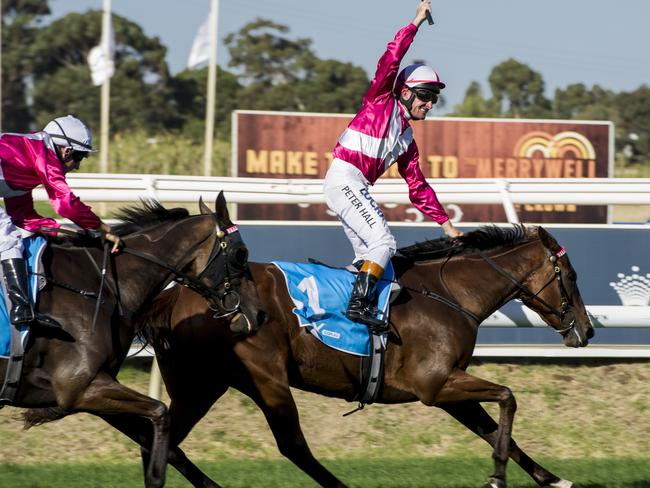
34, 173, 650, 208
34, 173, 649, 226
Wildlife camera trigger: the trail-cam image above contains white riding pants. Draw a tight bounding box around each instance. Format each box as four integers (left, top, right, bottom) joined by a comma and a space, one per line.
0, 204, 23, 260
324, 159, 396, 269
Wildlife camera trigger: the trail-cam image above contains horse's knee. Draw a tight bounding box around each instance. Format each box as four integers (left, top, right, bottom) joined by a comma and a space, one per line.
499, 387, 517, 412
150, 402, 169, 428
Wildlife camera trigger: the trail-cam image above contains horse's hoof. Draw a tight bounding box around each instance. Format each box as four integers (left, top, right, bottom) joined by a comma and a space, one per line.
483, 477, 506, 488
548, 481, 578, 488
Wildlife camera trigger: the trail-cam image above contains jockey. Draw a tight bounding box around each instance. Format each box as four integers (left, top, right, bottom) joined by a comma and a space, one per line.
323, 1, 463, 330
0, 115, 121, 334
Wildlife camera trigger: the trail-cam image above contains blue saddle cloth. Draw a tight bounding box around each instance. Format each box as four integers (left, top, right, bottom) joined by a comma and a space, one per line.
0, 236, 47, 358
273, 261, 394, 356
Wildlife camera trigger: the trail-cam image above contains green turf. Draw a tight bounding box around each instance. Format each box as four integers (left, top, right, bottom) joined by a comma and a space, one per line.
0, 457, 648, 487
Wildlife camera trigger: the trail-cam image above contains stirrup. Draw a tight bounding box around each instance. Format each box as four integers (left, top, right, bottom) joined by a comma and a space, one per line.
347, 306, 388, 333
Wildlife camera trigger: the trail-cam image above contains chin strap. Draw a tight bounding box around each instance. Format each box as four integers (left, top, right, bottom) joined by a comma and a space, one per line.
399, 92, 416, 115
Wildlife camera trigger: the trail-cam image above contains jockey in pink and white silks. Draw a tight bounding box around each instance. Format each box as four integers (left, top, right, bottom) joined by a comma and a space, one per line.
0, 115, 121, 334
323, 1, 463, 331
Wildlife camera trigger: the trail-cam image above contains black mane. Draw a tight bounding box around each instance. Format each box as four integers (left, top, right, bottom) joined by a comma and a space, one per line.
397, 224, 532, 262
111, 200, 190, 236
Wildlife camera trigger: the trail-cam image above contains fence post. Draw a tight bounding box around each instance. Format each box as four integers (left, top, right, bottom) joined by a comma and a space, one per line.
495, 179, 520, 224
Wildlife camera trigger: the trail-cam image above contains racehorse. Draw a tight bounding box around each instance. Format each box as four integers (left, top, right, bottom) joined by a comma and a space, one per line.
134, 224, 594, 488
131, 224, 594, 488
1, 193, 265, 488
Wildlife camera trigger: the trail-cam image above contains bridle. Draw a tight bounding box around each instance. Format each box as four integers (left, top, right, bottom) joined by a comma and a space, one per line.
120, 221, 248, 318
476, 244, 578, 338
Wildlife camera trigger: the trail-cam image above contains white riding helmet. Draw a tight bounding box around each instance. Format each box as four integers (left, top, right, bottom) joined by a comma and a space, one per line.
43, 115, 95, 152
395, 64, 446, 92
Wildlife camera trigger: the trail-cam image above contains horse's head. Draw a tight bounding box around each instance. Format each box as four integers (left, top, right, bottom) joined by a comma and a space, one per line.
193, 191, 266, 335
520, 227, 594, 348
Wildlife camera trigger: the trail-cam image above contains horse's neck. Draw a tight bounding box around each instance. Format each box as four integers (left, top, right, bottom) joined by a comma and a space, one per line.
118, 220, 211, 309
444, 245, 540, 320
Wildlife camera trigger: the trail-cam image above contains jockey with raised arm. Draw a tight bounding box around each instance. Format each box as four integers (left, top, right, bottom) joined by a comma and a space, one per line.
323, 1, 463, 331
0, 115, 121, 334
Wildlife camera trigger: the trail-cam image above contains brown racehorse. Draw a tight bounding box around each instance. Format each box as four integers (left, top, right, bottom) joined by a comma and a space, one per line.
55, 225, 594, 487
2, 193, 265, 488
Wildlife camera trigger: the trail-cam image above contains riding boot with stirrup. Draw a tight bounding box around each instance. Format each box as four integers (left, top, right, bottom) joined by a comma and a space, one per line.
346, 260, 388, 334
1, 258, 62, 332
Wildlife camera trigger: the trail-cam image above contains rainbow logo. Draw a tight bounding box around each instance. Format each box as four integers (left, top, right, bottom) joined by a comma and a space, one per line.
513, 131, 596, 159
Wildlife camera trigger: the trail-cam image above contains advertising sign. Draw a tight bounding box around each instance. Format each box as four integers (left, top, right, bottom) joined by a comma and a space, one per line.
233, 110, 613, 223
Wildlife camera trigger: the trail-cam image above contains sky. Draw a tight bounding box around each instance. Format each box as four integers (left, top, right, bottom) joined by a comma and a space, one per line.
49, 0, 650, 115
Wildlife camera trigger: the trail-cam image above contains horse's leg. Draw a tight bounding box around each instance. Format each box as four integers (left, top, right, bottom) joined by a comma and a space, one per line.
100, 414, 222, 488
56, 372, 170, 488
244, 381, 348, 488
440, 401, 577, 488
429, 369, 517, 487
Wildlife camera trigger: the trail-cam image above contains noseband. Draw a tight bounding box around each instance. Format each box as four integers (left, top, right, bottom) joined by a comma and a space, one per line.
477, 245, 576, 337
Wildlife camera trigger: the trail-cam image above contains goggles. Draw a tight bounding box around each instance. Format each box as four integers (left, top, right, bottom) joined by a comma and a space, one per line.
71, 151, 89, 164
412, 88, 439, 104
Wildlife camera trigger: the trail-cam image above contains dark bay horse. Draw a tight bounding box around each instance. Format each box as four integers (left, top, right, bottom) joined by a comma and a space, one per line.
120, 225, 593, 487
1, 193, 265, 488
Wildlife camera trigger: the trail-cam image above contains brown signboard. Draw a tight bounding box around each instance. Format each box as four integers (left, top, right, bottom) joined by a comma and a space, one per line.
233, 110, 612, 223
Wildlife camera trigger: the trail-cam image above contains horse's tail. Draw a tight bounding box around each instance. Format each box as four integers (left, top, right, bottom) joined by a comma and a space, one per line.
135, 284, 182, 350
21, 407, 69, 429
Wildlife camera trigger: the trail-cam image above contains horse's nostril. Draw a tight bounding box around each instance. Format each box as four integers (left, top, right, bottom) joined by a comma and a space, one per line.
587, 327, 595, 339
257, 310, 267, 326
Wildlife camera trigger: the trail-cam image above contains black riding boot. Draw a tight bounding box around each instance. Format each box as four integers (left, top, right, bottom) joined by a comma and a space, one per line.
346, 271, 387, 332
2, 258, 62, 331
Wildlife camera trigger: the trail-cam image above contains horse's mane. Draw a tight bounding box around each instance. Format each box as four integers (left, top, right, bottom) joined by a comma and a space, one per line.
111, 200, 190, 236
396, 224, 534, 263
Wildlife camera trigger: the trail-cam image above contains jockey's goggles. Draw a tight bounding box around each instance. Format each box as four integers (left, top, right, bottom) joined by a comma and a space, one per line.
71, 151, 89, 163
412, 88, 439, 104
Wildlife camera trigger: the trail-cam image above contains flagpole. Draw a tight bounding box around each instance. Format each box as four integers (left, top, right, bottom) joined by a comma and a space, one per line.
99, 0, 111, 174
203, 0, 218, 176
99, 0, 111, 173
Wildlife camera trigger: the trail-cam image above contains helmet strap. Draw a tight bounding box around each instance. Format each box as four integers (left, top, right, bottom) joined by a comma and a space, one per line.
399, 89, 417, 116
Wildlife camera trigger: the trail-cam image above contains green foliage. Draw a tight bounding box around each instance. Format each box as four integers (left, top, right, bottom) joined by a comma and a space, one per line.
81, 130, 231, 176
489, 58, 552, 118
224, 19, 369, 114
171, 66, 242, 140
224, 18, 314, 85
1, 0, 50, 131
616, 86, 650, 164
450, 81, 499, 117
30, 11, 179, 133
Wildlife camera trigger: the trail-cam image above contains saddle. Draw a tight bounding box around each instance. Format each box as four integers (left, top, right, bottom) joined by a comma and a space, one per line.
273, 260, 400, 406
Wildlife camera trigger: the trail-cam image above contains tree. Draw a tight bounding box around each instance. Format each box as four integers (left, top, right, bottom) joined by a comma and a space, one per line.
450, 81, 499, 117
224, 18, 314, 86
171, 65, 242, 140
553, 83, 617, 120
29, 11, 179, 134
616, 86, 650, 164
488, 58, 551, 118
224, 19, 368, 115
1, 0, 50, 131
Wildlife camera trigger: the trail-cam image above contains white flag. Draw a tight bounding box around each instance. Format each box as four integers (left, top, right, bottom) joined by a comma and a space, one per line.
187, 13, 212, 69
88, 10, 115, 86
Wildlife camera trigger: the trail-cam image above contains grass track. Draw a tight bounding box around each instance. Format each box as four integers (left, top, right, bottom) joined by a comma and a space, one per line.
1, 458, 649, 487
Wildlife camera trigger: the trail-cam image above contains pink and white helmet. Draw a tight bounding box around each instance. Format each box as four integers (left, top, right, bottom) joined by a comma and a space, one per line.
395, 64, 446, 93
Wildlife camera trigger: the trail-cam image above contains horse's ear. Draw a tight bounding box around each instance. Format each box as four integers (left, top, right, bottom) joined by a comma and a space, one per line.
538, 226, 560, 252
199, 196, 212, 215
214, 191, 230, 221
